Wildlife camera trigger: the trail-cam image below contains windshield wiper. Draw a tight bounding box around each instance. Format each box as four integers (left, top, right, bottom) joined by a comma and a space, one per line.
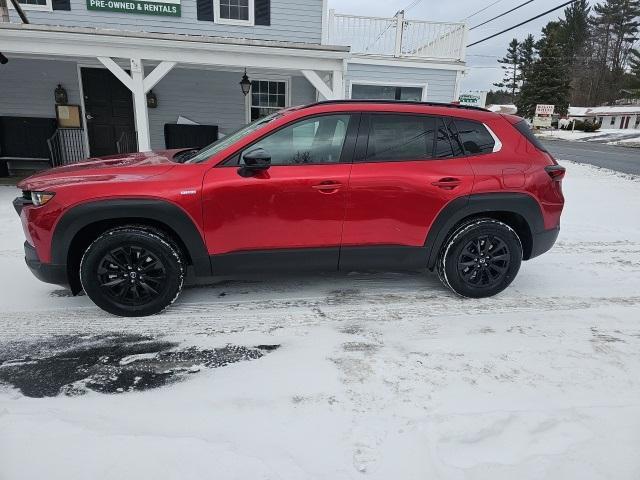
173, 148, 200, 163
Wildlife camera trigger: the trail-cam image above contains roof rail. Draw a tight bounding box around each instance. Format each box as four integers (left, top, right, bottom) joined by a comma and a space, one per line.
304, 99, 490, 112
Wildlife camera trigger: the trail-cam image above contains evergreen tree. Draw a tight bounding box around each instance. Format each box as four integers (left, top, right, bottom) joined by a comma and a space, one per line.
516, 23, 571, 119
517, 34, 536, 86
558, 0, 592, 104
590, 0, 640, 103
493, 38, 520, 100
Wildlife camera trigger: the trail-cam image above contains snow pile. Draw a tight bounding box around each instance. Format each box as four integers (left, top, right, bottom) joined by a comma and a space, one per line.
1, 161, 640, 479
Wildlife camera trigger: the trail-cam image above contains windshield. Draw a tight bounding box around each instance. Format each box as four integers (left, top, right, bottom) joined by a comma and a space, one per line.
185, 112, 281, 164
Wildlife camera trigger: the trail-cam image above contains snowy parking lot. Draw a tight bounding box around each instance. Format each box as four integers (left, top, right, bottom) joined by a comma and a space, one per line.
1, 160, 640, 479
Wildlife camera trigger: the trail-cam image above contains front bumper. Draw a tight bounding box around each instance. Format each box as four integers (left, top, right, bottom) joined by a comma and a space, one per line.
24, 241, 68, 287
529, 227, 560, 259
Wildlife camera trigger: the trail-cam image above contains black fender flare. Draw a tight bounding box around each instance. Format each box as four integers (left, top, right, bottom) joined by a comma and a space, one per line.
51, 198, 212, 276
424, 192, 544, 269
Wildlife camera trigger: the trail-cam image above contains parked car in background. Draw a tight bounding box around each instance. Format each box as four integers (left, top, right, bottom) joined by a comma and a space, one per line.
13, 100, 565, 316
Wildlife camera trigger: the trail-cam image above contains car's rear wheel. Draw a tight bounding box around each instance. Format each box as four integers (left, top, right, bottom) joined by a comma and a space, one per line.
438, 218, 522, 298
80, 227, 184, 316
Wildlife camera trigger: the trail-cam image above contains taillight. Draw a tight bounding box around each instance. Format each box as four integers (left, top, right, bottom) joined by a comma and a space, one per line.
545, 165, 565, 181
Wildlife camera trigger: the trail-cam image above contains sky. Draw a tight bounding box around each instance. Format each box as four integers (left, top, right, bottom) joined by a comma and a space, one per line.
327, 0, 574, 93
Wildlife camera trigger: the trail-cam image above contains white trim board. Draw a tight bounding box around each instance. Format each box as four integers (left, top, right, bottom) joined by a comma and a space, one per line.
348, 80, 428, 101
348, 56, 466, 72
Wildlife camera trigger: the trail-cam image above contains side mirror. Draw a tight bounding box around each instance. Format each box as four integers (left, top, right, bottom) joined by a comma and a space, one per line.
241, 148, 271, 173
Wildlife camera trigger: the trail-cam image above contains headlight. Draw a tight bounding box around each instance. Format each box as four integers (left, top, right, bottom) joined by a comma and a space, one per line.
31, 191, 55, 207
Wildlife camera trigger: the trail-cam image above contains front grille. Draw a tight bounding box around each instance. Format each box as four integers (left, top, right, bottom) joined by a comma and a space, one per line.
22, 190, 32, 202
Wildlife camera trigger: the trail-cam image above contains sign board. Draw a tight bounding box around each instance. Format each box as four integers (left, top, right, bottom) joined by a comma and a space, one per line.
458, 91, 487, 108
535, 104, 555, 116
87, 0, 180, 16
533, 115, 552, 128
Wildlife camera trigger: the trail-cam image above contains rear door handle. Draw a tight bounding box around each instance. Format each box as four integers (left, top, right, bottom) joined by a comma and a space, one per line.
312, 181, 342, 193
431, 178, 462, 189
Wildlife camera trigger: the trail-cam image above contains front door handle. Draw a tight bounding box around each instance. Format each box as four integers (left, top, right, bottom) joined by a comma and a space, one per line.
431, 178, 462, 190
312, 181, 342, 194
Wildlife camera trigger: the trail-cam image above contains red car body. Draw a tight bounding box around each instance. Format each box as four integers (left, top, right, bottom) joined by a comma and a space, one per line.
14, 101, 564, 298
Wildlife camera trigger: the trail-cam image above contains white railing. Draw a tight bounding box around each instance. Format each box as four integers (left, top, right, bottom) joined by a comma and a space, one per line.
327, 10, 467, 62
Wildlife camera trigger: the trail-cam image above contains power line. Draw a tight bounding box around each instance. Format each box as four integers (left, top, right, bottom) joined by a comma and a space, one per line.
467, 0, 577, 47
470, 0, 535, 31
462, 0, 506, 21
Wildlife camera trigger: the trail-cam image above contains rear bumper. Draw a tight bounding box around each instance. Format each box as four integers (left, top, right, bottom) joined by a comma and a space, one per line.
529, 227, 560, 259
24, 241, 68, 287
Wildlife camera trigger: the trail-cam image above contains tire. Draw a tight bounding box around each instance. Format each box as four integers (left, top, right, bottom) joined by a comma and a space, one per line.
437, 218, 522, 298
80, 226, 185, 316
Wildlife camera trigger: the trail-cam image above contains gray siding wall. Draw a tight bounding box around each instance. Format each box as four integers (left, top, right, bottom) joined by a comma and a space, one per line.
345, 63, 458, 103
0, 58, 81, 118
148, 70, 316, 149
1, 58, 317, 151
10, 0, 323, 43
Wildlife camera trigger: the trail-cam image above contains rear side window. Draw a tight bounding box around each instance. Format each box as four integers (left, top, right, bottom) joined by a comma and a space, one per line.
514, 120, 547, 152
435, 118, 454, 158
445, 119, 465, 157
365, 114, 435, 161
454, 119, 495, 154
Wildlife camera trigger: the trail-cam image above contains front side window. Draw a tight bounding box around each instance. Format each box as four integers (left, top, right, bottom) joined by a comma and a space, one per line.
250, 80, 287, 121
365, 114, 435, 162
215, 0, 253, 24
352, 84, 424, 102
610, 116, 616, 125
243, 114, 351, 166
454, 119, 496, 154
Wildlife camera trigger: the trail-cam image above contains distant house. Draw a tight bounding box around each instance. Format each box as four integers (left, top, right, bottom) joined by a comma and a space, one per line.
568, 106, 640, 130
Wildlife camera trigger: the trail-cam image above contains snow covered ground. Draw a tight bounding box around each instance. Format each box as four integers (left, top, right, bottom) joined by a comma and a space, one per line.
538, 128, 640, 146
1, 161, 640, 479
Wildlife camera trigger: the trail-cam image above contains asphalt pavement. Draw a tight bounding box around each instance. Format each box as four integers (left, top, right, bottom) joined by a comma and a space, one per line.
542, 139, 640, 175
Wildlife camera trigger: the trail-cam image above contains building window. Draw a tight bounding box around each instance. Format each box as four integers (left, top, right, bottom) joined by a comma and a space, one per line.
249, 80, 287, 121
351, 83, 426, 102
610, 116, 616, 125
214, 0, 254, 25
10, 0, 51, 11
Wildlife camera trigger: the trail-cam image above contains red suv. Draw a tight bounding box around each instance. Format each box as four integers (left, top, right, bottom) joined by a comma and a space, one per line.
14, 101, 565, 316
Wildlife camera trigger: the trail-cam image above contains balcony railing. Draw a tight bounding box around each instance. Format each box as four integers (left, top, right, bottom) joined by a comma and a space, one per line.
326, 11, 467, 62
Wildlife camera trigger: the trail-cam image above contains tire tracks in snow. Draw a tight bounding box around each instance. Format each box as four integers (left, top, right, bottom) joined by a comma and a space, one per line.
1, 293, 639, 340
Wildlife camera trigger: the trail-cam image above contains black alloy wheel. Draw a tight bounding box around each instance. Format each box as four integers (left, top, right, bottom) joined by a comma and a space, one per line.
97, 246, 168, 305
80, 227, 184, 317
457, 234, 511, 288
438, 218, 522, 298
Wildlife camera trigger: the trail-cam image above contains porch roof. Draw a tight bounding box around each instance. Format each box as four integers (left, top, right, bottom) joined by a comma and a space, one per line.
0, 23, 350, 71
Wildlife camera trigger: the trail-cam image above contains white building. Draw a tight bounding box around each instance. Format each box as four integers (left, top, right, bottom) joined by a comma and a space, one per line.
0, 0, 467, 175
568, 106, 640, 130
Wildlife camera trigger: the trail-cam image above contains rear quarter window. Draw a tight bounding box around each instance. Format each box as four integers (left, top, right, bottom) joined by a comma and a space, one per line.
454, 119, 496, 154
513, 120, 547, 152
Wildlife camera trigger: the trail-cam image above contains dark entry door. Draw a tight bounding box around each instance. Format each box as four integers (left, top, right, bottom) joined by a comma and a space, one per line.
81, 67, 135, 157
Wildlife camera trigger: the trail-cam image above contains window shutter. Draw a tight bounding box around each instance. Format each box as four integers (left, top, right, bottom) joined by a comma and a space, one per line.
254, 0, 270, 25
197, 0, 214, 21
52, 0, 71, 10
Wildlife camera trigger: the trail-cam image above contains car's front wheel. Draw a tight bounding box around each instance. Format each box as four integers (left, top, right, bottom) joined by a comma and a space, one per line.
438, 218, 522, 298
80, 226, 184, 316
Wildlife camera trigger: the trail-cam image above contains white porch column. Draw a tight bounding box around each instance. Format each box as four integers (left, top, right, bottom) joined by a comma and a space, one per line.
302, 69, 345, 101
331, 68, 345, 100
97, 56, 176, 152
129, 58, 151, 151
